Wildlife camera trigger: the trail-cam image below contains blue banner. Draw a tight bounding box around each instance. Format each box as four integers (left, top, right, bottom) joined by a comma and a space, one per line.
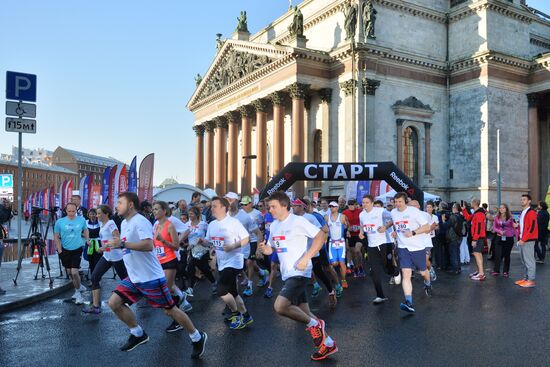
82, 175, 90, 209
102, 167, 111, 204
356, 181, 371, 200
128, 156, 137, 193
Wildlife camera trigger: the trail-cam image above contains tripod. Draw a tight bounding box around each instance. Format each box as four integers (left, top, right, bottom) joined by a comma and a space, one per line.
13, 208, 56, 288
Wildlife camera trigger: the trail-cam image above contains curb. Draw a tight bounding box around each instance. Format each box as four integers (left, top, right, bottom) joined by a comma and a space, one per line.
0, 281, 74, 314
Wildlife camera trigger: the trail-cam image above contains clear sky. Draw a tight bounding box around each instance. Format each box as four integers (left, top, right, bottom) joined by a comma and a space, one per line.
0, 0, 548, 186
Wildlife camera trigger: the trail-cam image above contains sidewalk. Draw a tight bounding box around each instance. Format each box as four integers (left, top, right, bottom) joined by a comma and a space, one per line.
0, 254, 73, 313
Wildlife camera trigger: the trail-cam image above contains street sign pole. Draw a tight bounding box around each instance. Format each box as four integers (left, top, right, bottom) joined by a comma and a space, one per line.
17, 130, 22, 264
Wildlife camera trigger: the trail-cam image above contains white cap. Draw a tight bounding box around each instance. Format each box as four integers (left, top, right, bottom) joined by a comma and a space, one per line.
329, 201, 338, 207
224, 192, 239, 200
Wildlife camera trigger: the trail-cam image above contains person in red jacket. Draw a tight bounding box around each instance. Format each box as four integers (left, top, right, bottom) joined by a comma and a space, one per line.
462, 199, 486, 281
513, 194, 538, 288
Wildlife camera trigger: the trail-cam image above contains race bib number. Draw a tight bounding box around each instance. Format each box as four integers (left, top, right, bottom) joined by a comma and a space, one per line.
395, 220, 410, 233
272, 236, 287, 253
330, 239, 345, 248
211, 237, 225, 251
350, 225, 360, 232
363, 224, 376, 234
155, 245, 166, 258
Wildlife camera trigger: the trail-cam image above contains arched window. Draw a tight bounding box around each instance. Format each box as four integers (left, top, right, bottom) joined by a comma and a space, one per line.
313, 130, 322, 162
403, 126, 418, 183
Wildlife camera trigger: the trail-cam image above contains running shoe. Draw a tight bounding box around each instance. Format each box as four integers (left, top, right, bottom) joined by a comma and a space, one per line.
311, 342, 338, 361
490, 272, 500, 277
471, 274, 486, 281
389, 276, 395, 285
79, 284, 87, 292
372, 297, 388, 304
424, 285, 433, 297
71, 290, 79, 300
503, 272, 509, 278
429, 268, 437, 282
519, 280, 536, 288
346, 268, 352, 275
341, 280, 348, 289
191, 331, 208, 359
241, 314, 254, 327
358, 268, 366, 277
229, 315, 244, 330
185, 288, 194, 298
120, 332, 149, 352
74, 292, 84, 305
240, 277, 249, 286
469, 271, 479, 278
328, 291, 337, 309
182, 300, 193, 313
243, 285, 253, 297
264, 287, 273, 299
224, 313, 239, 323
335, 284, 343, 298
399, 300, 415, 313
306, 319, 326, 348
258, 269, 269, 287
81, 305, 101, 314
515, 279, 527, 285
166, 320, 183, 333
311, 282, 321, 297
394, 273, 402, 285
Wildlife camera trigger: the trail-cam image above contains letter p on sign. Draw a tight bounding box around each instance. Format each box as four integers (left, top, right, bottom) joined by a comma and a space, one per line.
6, 71, 37, 102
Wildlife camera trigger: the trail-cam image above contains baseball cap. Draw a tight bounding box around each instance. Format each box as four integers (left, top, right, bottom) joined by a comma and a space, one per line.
347, 199, 357, 205
224, 192, 239, 200
291, 199, 307, 208
329, 201, 338, 207
240, 195, 252, 205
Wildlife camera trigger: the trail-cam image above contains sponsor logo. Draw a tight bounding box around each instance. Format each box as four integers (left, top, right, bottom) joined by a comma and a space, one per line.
267, 178, 287, 196
390, 172, 409, 191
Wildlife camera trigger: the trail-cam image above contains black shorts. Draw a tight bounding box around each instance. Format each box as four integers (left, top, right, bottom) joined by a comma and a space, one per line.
280, 276, 309, 306
60, 248, 83, 269
218, 267, 241, 297
317, 245, 330, 266
472, 239, 485, 253
161, 258, 178, 270
247, 242, 258, 260
348, 236, 365, 248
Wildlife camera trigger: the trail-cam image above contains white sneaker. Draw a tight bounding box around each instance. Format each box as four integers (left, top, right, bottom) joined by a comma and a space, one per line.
181, 300, 193, 313
185, 288, 194, 298
74, 292, 84, 305
71, 290, 79, 300
395, 273, 402, 285
372, 297, 388, 304
79, 285, 87, 292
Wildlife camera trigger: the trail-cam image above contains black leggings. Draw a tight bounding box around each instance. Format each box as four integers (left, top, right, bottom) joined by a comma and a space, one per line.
90, 257, 128, 290
312, 256, 333, 293
367, 245, 387, 298
187, 253, 216, 288
493, 237, 514, 273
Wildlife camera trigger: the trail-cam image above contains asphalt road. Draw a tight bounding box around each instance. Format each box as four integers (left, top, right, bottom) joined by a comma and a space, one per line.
0, 253, 548, 367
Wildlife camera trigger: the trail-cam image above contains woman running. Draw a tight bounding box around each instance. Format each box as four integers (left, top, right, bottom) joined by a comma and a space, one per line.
185, 206, 216, 295
86, 209, 102, 274
82, 205, 128, 314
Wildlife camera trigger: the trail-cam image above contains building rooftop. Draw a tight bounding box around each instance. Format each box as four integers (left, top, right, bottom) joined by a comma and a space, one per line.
63, 148, 124, 167
0, 158, 77, 175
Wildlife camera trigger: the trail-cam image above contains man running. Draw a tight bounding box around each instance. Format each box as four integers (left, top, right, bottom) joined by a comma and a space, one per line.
342, 199, 365, 277
107, 192, 207, 358
325, 201, 349, 290
390, 192, 432, 313
359, 195, 389, 304
204, 196, 253, 329
461, 199, 486, 281
409, 200, 437, 282
259, 192, 338, 361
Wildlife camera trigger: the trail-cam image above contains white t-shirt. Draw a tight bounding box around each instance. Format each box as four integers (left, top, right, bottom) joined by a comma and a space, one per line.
360, 207, 387, 247
421, 211, 434, 248
243, 208, 264, 243
187, 221, 208, 246
519, 207, 528, 237
318, 209, 329, 219
268, 213, 321, 281
99, 219, 123, 262
390, 206, 430, 251
207, 215, 249, 271
121, 214, 165, 284
383, 210, 394, 244
169, 215, 189, 233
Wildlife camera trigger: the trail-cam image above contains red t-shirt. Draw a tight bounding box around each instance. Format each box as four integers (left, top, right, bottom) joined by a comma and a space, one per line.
342, 208, 361, 236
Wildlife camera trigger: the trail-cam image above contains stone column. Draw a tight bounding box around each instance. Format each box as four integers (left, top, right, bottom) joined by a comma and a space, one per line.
340, 79, 357, 161
396, 119, 405, 169
253, 99, 268, 190
239, 106, 253, 195
289, 83, 309, 198
270, 91, 285, 175
226, 112, 239, 193
204, 121, 216, 189
362, 79, 380, 161
192, 124, 205, 189
214, 117, 228, 195
527, 93, 540, 200
318, 88, 333, 161
425, 123, 431, 176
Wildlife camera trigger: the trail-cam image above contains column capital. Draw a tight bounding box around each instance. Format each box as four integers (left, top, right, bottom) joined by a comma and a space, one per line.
340, 79, 357, 96
318, 88, 333, 104
192, 124, 205, 136
252, 98, 268, 112
214, 116, 228, 129
204, 120, 216, 132
288, 83, 310, 100
362, 78, 381, 95
527, 93, 539, 108
224, 111, 239, 123
269, 91, 286, 106
238, 105, 254, 118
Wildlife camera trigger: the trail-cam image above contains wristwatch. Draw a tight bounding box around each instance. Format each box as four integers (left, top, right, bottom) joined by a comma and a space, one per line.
120, 240, 126, 249
412, 231, 417, 236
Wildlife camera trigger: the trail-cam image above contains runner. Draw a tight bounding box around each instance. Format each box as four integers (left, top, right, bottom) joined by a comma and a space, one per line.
107, 192, 206, 358
82, 205, 128, 314
359, 195, 389, 304
152, 201, 192, 332
85, 209, 102, 275
205, 196, 253, 329
262, 200, 279, 299
409, 200, 438, 282
342, 199, 365, 277
390, 192, 433, 313
374, 200, 401, 286
325, 201, 349, 290
54, 202, 90, 305
259, 192, 338, 361
461, 199, 486, 281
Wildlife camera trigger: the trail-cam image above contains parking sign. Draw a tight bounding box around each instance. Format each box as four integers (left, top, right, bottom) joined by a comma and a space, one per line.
6, 71, 37, 102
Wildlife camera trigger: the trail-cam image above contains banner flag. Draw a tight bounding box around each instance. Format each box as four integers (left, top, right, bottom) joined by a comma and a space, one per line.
138, 153, 155, 203
128, 156, 137, 193
108, 165, 118, 208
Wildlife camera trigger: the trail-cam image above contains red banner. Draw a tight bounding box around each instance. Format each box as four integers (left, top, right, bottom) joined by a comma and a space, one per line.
138, 153, 154, 203
91, 184, 101, 208
119, 165, 128, 194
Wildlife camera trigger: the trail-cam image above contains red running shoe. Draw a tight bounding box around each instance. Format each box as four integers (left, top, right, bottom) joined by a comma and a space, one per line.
306, 319, 326, 348
311, 342, 339, 361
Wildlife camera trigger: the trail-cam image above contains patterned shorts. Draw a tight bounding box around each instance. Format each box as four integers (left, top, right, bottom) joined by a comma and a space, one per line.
114, 277, 175, 309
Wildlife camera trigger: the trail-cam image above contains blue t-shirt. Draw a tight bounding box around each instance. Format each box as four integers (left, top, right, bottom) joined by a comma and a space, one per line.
54, 216, 87, 250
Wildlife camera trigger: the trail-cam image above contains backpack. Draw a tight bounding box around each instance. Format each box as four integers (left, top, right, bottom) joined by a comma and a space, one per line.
0, 204, 12, 224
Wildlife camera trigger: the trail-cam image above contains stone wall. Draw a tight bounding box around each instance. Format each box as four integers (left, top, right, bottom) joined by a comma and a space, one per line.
487, 10, 531, 59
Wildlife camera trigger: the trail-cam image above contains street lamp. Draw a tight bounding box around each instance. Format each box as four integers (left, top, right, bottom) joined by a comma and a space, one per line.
242, 155, 257, 195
